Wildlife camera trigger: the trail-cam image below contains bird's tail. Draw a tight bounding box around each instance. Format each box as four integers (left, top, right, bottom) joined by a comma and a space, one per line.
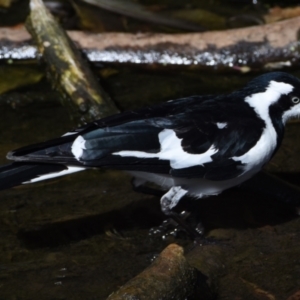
0, 162, 84, 191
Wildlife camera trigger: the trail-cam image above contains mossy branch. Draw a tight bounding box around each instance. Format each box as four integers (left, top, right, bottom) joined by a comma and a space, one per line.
26, 0, 118, 125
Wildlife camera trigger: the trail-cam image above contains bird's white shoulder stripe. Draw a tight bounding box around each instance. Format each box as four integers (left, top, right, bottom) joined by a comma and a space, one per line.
23, 166, 85, 184
233, 80, 293, 175
113, 129, 217, 169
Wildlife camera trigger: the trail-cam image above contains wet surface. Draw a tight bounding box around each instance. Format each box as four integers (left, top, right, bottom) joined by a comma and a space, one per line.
86, 40, 300, 71
0, 41, 37, 61
0, 69, 300, 299
0, 0, 300, 298
0, 96, 168, 299
2, 38, 300, 73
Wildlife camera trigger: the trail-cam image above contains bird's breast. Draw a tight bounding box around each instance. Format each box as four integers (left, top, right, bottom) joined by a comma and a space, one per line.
231, 120, 277, 175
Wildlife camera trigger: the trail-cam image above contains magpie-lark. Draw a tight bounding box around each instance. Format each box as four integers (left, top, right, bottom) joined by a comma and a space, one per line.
0, 72, 300, 219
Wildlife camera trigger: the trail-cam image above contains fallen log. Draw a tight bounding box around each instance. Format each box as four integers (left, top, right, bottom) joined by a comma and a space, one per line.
106, 243, 209, 300
1, 17, 300, 72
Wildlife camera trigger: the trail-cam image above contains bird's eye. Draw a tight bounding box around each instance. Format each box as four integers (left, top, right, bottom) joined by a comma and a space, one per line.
291, 96, 300, 104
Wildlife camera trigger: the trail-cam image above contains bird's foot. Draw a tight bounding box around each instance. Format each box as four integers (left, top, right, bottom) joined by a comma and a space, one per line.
168, 211, 203, 239
149, 210, 205, 240
157, 186, 204, 239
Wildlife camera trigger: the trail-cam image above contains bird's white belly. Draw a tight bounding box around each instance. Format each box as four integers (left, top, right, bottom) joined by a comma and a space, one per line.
128, 169, 258, 199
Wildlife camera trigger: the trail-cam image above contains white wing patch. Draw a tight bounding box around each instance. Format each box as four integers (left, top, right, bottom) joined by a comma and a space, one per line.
216, 122, 227, 129
71, 135, 86, 160
113, 129, 217, 169
23, 166, 85, 184
62, 132, 77, 137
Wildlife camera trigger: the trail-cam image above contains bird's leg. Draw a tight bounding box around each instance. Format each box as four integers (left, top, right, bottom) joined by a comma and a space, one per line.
160, 186, 188, 215
132, 181, 203, 239
161, 186, 202, 238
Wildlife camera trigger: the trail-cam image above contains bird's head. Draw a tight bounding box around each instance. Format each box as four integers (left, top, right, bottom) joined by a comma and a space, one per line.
242, 72, 300, 124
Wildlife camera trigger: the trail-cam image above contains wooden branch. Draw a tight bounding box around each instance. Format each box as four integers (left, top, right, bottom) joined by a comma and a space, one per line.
1, 17, 300, 72
25, 0, 118, 124
106, 244, 202, 300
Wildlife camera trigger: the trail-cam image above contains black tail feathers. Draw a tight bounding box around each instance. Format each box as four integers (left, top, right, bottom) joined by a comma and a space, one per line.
0, 162, 69, 191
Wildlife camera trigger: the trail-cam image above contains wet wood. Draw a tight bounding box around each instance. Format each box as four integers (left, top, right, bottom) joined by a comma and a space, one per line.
25, 0, 118, 124
107, 243, 201, 300
1, 17, 300, 72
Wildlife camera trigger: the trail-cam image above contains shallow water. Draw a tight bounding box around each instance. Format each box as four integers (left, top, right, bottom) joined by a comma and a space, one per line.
0, 66, 300, 299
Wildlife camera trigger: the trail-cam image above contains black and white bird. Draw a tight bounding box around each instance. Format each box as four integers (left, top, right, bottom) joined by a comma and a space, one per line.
1, 72, 300, 217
